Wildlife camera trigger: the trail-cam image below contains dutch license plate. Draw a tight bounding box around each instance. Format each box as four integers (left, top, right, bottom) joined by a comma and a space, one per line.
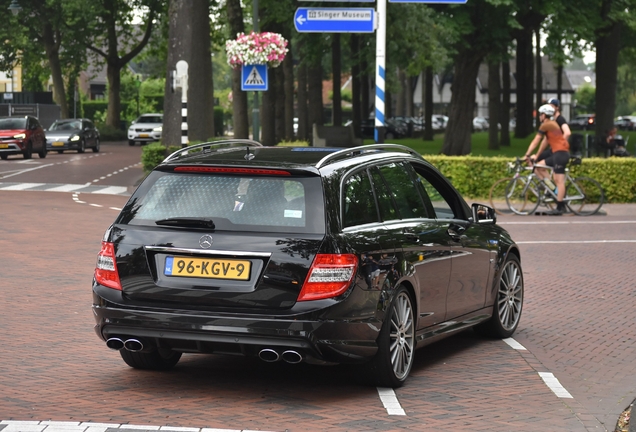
139, 133, 149, 138
0, 144, 8, 149
164, 256, 251, 280
52, 141, 64, 147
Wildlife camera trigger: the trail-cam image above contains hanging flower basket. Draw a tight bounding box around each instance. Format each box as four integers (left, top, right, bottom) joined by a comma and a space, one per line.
226, 31, 289, 69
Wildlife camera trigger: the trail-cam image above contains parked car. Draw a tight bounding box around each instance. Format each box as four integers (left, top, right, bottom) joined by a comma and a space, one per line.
128, 113, 163, 146
46, 118, 100, 154
92, 141, 524, 387
0, 116, 47, 160
473, 116, 489, 132
615, 116, 636, 131
351, 118, 408, 139
434, 115, 449, 130
570, 114, 595, 130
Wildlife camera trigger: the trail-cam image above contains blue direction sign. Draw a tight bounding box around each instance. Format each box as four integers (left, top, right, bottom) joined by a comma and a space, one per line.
241, 64, 268, 91
294, 8, 375, 33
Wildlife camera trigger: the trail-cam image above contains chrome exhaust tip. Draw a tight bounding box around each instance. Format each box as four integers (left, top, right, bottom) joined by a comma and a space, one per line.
258, 348, 280, 362
123, 339, 143, 352
281, 350, 303, 364
106, 337, 124, 351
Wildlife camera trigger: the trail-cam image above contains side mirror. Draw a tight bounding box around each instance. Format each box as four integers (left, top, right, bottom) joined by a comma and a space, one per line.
471, 203, 496, 225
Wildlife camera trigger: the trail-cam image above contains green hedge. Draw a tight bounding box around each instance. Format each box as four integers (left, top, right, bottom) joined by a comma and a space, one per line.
424, 155, 636, 203
141, 143, 181, 174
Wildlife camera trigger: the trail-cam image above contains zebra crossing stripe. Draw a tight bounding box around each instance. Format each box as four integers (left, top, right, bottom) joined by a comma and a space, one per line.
0, 182, 130, 196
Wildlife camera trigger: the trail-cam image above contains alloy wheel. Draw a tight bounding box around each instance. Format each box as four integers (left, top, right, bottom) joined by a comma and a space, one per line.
389, 291, 415, 380
498, 260, 523, 331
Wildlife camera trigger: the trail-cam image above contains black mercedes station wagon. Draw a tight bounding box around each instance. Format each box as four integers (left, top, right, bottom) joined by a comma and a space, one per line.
93, 141, 523, 387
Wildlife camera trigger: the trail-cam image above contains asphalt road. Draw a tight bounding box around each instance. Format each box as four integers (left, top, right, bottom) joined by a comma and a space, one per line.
0, 142, 634, 431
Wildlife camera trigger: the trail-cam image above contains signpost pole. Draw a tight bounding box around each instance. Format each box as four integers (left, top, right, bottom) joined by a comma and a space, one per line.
374, 0, 386, 143
252, 0, 260, 142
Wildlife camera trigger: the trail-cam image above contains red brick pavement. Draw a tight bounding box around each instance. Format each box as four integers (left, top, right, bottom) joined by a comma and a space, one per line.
0, 192, 634, 431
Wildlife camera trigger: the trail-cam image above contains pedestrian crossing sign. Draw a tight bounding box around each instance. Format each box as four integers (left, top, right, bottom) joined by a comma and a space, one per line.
241, 64, 268, 91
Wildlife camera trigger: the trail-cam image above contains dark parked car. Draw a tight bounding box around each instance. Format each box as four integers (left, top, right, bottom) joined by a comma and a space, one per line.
570, 114, 595, 130
46, 118, 100, 154
92, 141, 524, 387
0, 116, 47, 160
358, 118, 408, 139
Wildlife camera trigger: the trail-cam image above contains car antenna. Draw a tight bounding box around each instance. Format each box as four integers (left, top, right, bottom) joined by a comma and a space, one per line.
244, 146, 255, 161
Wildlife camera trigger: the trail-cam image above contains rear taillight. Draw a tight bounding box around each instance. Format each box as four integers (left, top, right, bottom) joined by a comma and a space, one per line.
297, 254, 358, 301
94, 241, 122, 290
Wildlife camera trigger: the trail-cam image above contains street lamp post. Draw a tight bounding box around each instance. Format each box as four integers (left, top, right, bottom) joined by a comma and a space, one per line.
8, 0, 22, 15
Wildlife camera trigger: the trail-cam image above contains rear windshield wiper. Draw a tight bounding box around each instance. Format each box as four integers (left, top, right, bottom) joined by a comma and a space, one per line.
155, 217, 215, 229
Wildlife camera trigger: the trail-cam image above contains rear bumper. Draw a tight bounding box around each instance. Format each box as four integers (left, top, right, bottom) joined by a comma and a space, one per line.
92, 286, 381, 364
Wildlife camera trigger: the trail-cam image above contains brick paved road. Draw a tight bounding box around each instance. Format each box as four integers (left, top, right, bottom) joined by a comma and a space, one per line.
0, 185, 634, 431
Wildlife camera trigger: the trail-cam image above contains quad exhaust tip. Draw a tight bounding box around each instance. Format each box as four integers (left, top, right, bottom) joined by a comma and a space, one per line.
106, 337, 144, 352
258, 348, 280, 362
281, 350, 303, 364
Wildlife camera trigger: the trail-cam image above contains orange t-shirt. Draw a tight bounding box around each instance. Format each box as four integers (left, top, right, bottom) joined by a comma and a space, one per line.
538, 120, 569, 152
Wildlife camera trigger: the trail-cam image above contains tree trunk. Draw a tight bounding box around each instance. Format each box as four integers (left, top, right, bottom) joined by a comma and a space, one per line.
275, 66, 285, 143
188, 0, 214, 141
297, 61, 308, 141
261, 74, 276, 146
535, 29, 542, 130
423, 66, 434, 141
41, 22, 68, 118
441, 51, 484, 155
557, 64, 563, 103
396, 68, 405, 117
226, 0, 248, 138
307, 63, 324, 144
351, 35, 361, 138
283, 47, 294, 140
595, 21, 621, 143
407, 76, 416, 117
163, 0, 192, 147
331, 34, 342, 126
361, 59, 369, 120
514, 29, 534, 138
501, 60, 511, 146
488, 61, 500, 150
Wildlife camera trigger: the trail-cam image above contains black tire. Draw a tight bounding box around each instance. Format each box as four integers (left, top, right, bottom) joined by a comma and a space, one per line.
0, 154, 8, 160
77, 139, 85, 153
475, 254, 523, 338
489, 178, 514, 215
362, 286, 415, 388
566, 176, 604, 216
57, 150, 64, 154
119, 348, 182, 370
505, 177, 539, 216
23, 142, 32, 159
92, 138, 100, 153
128, 140, 136, 146
38, 144, 47, 159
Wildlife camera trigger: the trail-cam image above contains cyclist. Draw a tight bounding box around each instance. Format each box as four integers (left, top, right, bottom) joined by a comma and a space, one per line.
524, 104, 570, 215
548, 98, 571, 141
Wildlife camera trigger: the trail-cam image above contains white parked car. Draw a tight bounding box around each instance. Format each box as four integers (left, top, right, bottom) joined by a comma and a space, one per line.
473, 116, 489, 132
128, 113, 163, 146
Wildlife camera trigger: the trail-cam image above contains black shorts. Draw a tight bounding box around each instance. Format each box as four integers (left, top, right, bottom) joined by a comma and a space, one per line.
538, 150, 569, 174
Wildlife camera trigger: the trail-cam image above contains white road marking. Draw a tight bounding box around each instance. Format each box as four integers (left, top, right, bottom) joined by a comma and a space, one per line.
0, 182, 44, 190
0, 420, 275, 432
0, 163, 55, 179
377, 387, 406, 416
503, 337, 527, 350
92, 186, 128, 195
538, 372, 573, 398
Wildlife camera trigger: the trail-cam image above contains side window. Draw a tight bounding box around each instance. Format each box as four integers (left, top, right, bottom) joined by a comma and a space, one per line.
369, 167, 399, 222
343, 171, 379, 227
378, 162, 428, 219
413, 171, 456, 219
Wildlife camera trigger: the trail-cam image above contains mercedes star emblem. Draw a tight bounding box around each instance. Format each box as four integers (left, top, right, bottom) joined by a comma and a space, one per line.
199, 234, 213, 249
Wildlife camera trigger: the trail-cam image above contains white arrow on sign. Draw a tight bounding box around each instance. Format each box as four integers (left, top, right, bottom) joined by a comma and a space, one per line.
296, 14, 306, 25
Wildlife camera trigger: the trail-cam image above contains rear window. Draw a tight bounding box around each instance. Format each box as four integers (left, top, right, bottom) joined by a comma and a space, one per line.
118, 171, 325, 234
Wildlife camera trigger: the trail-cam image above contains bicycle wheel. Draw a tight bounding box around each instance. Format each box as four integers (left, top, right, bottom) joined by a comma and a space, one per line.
489, 178, 514, 215
566, 176, 604, 216
505, 177, 540, 215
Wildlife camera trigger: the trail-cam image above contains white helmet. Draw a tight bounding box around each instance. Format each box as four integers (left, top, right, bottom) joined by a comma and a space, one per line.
538, 104, 555, 118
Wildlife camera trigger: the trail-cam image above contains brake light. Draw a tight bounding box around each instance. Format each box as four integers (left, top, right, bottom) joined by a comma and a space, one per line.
298, 254, 358, 301
588, 118, 594, 124
94, 241, 122, 290
174, 166, 291, 176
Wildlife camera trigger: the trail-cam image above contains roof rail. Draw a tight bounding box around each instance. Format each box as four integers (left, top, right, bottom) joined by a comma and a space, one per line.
314, 144, 422, 169
163, 139, 263, 163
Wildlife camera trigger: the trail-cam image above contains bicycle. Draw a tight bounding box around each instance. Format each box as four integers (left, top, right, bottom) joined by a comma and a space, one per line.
504, 157, 604, 216
489, 160, 534, 215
